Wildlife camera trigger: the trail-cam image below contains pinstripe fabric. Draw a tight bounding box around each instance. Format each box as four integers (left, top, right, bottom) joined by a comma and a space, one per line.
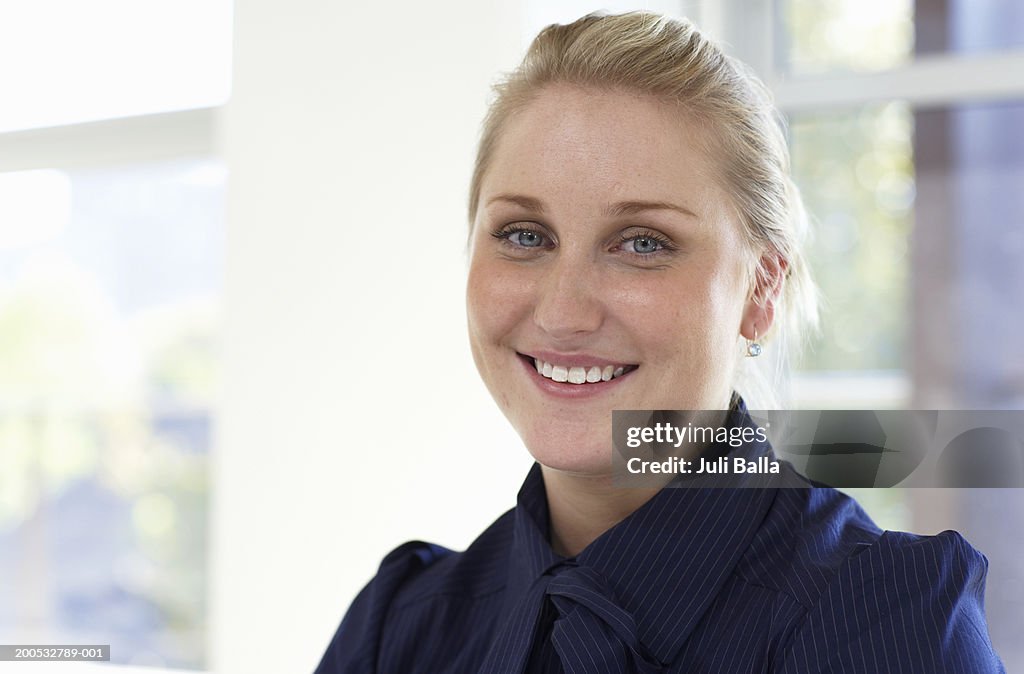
315, 403, 1006, 673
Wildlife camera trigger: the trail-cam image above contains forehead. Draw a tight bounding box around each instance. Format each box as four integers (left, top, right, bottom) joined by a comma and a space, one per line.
481, 84, 726, 213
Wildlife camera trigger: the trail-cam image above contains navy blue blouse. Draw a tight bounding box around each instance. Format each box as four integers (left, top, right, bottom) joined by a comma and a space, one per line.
315, 415, 1005, 672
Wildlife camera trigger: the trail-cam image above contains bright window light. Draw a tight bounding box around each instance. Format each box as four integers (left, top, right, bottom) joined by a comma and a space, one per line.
0, 0, 232, 132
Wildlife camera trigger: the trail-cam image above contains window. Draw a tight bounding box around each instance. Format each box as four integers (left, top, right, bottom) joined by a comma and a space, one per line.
780, 0, 1024, 75
0, 159, 223, 668
0, 1, 228, 667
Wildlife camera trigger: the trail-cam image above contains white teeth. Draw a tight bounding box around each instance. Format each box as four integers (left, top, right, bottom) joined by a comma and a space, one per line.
529, 356, 633, 385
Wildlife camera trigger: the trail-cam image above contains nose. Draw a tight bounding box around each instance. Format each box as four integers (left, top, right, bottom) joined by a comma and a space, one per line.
532, 248, 605, 341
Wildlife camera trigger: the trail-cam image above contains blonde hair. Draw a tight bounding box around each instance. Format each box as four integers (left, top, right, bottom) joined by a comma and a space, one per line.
468, 12, 819, 407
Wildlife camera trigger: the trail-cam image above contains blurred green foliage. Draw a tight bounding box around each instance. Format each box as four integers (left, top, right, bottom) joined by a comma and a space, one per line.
0, 262, 215, 667
790, 102, 914, 372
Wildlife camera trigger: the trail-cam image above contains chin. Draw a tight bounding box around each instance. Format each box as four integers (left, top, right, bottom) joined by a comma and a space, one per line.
524, 435, 613, 477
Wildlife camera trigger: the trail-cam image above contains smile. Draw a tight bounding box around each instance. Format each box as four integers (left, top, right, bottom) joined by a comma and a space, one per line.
516, 352, 639, 386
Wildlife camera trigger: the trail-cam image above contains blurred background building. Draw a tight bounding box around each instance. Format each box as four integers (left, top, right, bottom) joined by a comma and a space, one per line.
0, 0, 1021, 672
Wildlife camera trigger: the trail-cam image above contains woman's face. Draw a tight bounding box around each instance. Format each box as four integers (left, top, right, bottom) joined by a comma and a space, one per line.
467, 84, 761, 475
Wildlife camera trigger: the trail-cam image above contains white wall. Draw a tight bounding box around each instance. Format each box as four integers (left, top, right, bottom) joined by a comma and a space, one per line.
213, 2, 531, 672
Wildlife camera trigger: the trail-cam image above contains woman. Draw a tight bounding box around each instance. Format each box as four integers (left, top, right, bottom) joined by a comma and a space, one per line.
315, 12, 1004, 673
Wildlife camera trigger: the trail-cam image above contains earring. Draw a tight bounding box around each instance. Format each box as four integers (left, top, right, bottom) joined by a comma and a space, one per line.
746, 326, 762, 357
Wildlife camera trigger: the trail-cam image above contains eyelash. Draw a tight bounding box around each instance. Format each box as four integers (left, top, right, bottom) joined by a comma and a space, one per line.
491, 224, 677, 257
616, 229, 677, 256
491, 225, 551, 250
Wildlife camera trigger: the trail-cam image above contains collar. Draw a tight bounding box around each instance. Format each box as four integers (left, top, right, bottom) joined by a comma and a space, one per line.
505, 396, 779, 666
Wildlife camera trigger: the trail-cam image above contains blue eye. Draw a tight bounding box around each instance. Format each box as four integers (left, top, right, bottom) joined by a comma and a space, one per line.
491, 225, 549, 250
627, 236, 662, 254
619, 231, 673, 256
509, 230, 545, 247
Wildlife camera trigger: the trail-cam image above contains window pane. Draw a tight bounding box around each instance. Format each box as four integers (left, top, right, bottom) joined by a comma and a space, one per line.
0, 158, 224, 668
790, 102, 914, 372
779, 0, 1024, 75
0, 0, 232, 133
791, 98, 1024, 380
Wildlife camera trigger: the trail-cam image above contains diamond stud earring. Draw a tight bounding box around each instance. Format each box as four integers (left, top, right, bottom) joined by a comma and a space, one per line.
746, 326, 762, 357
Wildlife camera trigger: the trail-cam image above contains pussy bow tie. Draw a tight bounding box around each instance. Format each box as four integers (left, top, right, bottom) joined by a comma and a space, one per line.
538, 565, 665, 674
481, 559, 667, 673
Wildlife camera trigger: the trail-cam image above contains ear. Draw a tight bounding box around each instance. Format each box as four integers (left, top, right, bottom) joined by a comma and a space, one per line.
741, 253, 787, 340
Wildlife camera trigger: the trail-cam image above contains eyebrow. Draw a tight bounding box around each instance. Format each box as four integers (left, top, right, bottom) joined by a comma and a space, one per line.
608, 199, 698, 220
485, 193, 698, 220
486, 193, 546, 213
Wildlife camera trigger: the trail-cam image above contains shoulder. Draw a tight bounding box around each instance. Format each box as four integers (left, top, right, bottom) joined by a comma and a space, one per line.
313, 510, 516, 674
738, 486, 883, 606
313, 540, 455, 674
762, 489, 1003, 673
389, 509, 516, 610
840, 527, 995, 646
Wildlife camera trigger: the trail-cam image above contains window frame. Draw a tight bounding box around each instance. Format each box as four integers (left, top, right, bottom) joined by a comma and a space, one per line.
0, 108, 216, 172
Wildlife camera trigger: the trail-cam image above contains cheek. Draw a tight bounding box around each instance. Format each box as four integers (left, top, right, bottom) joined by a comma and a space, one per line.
466, 255, 534, 414
466, 253, 531, 347
687, 257, 750, 374
606, 260, 743, 361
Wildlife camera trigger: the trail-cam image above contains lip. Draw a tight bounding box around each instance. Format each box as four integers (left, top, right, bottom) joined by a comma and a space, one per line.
516, 351, 638, 399
522, 349, 638, 370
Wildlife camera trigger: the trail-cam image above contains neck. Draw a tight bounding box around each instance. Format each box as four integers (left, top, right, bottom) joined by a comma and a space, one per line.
539, 392, 738, 557
540, 466, 666, 558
